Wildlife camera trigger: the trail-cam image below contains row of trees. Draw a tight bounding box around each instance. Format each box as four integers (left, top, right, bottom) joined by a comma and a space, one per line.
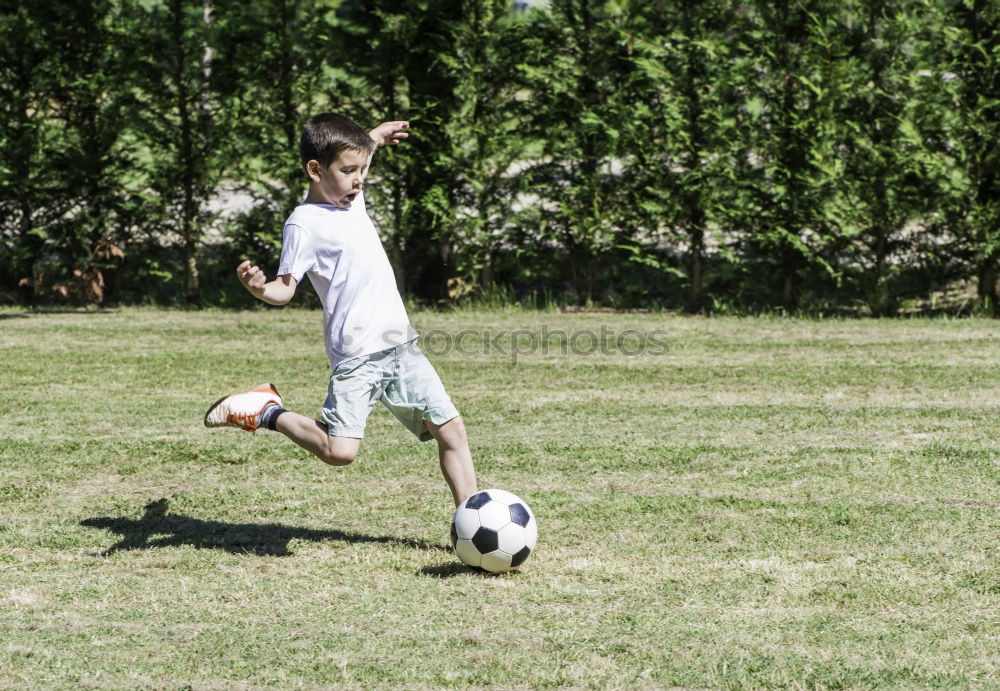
1, 0, 998, 314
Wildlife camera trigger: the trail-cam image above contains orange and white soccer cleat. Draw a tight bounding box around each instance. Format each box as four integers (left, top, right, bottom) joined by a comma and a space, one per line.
203, 384, 282, 432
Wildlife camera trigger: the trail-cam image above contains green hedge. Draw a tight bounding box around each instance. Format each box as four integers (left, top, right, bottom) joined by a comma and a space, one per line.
2, 0, 998, 313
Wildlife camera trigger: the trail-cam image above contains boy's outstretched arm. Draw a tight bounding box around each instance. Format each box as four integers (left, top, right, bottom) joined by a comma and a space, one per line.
362, 122, 409, 184
237, 260, 297, 306
368, 121, 409, 149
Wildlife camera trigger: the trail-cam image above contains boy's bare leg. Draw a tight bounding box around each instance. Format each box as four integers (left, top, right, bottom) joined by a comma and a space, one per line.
274, 411, 361, 467
425, 416, 477, 507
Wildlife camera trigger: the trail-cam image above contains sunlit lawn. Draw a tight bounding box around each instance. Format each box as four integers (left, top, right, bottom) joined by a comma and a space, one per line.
1, 308, 999, 687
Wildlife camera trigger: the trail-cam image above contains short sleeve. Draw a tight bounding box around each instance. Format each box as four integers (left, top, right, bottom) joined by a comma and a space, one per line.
277, 223, 317, 282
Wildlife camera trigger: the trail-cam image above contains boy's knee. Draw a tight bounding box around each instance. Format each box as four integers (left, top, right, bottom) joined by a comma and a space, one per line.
319, 438, 358, 466
434, 415, 468, 446
322, 454, 352, 466
320, 449, 355, 466
449, 415, 467, 439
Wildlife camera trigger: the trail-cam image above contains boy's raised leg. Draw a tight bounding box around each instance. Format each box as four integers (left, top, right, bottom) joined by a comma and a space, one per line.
274, 412, 361, 467
205, 388, 474, 505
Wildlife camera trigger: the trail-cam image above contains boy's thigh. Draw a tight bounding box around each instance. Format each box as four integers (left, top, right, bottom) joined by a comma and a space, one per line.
383, 342, 459, 442
320, 354, 388, 438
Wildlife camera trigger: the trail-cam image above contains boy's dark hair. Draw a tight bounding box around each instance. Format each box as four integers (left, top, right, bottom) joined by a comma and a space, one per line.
300, 113, 375, 170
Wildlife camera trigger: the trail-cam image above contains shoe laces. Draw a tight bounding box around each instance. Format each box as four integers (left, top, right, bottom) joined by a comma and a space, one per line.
226, 411, 258, 431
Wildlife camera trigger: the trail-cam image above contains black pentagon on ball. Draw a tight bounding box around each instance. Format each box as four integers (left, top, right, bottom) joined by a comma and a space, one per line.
509, 502, 531, 527
471, 526, 499, 554
450, 521, 458, 549
465, 491, 492, 510
511, 545, 531, 567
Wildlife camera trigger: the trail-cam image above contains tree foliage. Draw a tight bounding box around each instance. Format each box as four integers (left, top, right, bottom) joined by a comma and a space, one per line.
0, 0, 996, 313
933, 0, 1000, 313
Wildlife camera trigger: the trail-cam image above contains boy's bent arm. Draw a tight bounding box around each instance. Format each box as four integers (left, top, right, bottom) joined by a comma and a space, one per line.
237, 260, 297, 305
258, 274, 297, 306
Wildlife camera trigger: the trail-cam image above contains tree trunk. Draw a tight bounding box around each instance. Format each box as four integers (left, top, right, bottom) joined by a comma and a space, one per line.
871, 241, 891, 317
977, 258, 999, 316
16, 198, 36, 306
681, 0, 706, 314
782, 270, 796, 310
172, 0, 199, 304
687, 224, 704, 313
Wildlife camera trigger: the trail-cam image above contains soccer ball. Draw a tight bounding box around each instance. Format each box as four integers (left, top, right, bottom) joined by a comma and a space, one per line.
451, 489, 537, 573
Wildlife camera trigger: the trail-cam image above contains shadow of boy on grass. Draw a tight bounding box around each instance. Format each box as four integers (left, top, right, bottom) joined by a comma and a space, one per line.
81, 498, 449, 558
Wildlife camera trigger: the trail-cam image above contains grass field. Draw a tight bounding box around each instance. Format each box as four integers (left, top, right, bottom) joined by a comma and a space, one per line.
2, 308, 999, 688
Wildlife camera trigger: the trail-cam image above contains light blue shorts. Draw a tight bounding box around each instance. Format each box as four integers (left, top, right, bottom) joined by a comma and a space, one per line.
321, 339, 459, 442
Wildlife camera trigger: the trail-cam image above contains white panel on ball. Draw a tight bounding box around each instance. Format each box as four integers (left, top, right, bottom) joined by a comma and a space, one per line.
480, 550, 514, 574
524, 517, 538, 550
477, 500, 512, 530
454, 538, 482, 568
496, 523, 527, 555
452, 507, 481, 540
485, 488, 521, 504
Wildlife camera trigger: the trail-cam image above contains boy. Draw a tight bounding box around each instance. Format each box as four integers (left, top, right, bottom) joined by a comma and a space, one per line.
204, 114, 477, 507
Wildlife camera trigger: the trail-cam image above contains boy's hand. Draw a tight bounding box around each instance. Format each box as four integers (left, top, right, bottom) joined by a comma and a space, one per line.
235, 260, 297, 305
369, 121, 410, 148
237, 260, 266, 297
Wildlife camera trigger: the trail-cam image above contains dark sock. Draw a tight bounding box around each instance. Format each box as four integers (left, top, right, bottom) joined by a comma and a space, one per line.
259, 402, 287, 431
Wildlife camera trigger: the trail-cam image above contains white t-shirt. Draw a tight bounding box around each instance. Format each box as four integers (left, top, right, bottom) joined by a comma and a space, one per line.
277, 192, 417, 369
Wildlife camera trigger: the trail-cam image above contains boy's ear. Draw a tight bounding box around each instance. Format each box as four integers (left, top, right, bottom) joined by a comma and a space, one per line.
305, 159, 322, 182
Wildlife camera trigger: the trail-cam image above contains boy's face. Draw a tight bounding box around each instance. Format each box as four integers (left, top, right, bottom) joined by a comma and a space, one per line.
306, 148, 370, 208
